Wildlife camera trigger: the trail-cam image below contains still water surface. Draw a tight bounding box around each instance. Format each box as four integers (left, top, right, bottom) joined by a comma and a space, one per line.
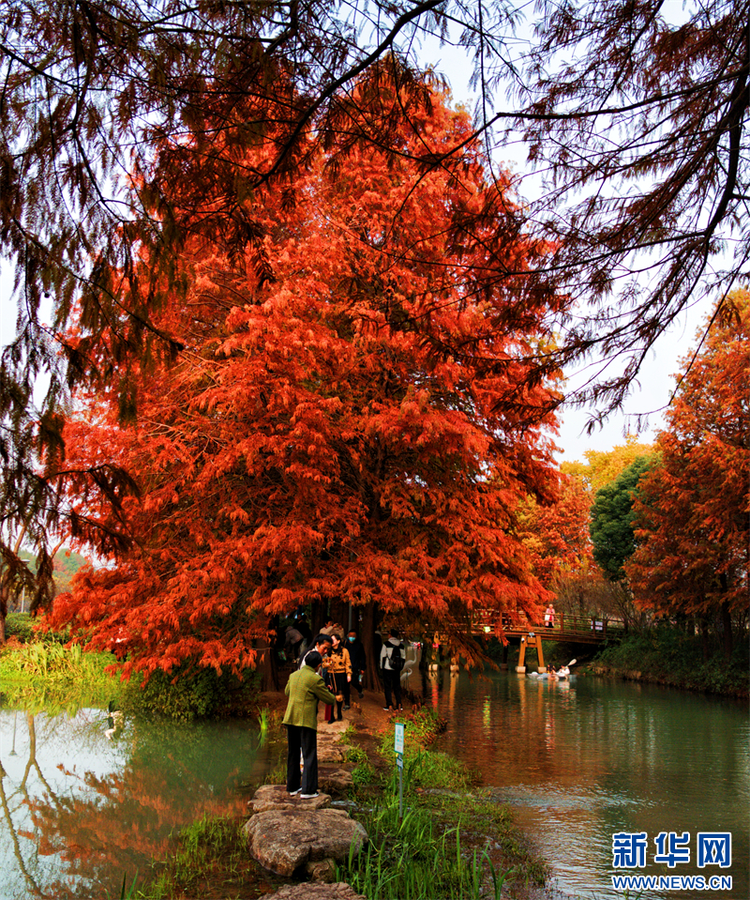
0, 673, 747, 900
0, 705, 272, 899
415, 669, 749, 900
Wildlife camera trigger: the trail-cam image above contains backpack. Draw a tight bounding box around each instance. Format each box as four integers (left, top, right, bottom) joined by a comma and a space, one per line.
386, 641, 405, 672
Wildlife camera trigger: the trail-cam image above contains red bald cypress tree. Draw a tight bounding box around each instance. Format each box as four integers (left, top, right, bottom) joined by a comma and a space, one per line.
626, 292, 750, 657
48, 78, 564, 683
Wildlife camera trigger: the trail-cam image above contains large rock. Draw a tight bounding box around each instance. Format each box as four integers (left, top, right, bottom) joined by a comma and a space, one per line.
249, 785, 331, 813
245, 807, 368, 876
319, 767, 354, 795
317, 734, 346, 763
264, 884, 366, 900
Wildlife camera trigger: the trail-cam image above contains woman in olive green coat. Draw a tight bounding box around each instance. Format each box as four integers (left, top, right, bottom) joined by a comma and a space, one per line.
283, 650, 336, 798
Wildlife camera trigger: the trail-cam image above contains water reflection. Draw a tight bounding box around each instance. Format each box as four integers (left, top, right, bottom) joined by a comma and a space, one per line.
0, 706, 270, 899
407, 669, 750, 900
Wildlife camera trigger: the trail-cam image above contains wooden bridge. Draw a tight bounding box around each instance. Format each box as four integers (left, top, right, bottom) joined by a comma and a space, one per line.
468, 611, 625, 646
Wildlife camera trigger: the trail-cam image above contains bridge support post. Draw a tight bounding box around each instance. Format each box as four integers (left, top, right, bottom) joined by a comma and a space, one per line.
516, 636, 527, 673
516, 632, 545, 674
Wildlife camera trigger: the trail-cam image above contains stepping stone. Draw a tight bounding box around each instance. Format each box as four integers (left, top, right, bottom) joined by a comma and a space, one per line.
245, 807, 368, 877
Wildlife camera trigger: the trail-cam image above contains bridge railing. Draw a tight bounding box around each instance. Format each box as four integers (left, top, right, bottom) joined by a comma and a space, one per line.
469, 609, 625, 638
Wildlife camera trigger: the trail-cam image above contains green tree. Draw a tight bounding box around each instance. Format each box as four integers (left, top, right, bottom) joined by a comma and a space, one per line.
589, 455, 656, 582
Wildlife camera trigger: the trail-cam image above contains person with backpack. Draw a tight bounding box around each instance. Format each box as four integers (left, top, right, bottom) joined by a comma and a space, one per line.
379, 628, 405, 711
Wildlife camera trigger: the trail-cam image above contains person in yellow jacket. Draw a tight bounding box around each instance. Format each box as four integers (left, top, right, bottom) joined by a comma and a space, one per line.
283, 650, 336, 798
321, 632, 352, 721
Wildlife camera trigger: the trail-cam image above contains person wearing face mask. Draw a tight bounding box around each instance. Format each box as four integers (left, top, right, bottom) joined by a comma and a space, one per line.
346, 629, 367, 700
321, 633, 352, 720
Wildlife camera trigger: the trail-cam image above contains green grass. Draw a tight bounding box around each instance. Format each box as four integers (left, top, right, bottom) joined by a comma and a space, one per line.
377, 722, 475, 793
131, 813, 290, 900
0, 642, 122, 711
138, 815, 261, 899
338, 773, 545, 899
339, 729, 548, 898
421, 788, 549, 889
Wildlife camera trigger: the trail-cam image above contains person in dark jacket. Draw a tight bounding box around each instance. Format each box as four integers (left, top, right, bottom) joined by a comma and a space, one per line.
296, 615, 312, 649
379, 628, 405, 711
346, 629, 367, 699
283, 651, 336, 798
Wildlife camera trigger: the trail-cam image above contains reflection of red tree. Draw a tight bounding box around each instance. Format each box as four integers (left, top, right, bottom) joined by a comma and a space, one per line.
21, 761, 247, 898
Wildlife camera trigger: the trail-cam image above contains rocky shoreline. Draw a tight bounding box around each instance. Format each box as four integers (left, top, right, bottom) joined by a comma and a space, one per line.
243, 693, 407, 899
242, 689, 548, 900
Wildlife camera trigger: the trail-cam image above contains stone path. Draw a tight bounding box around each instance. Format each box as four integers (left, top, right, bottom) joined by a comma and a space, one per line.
246, 718, 370, 898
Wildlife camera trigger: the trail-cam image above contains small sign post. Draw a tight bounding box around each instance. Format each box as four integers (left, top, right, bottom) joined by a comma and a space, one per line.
394, 722, 405, 821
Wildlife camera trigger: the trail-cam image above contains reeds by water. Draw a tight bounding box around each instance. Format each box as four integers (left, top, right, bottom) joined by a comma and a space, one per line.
338, 788, 509, 900
0, 642, 121, 711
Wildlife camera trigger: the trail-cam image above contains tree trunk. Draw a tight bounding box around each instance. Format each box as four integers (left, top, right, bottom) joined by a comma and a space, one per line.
0, 585, 8, 645
309, 600, 324, 638
700, 618, 711, 662
720, 600, 733, 660
257, 641, 279, 691
361, 601, 383, 693
328, 598, 348, 633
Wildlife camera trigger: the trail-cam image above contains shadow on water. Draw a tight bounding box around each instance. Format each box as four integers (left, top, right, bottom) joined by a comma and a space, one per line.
0, 701, 277, 899
406, 667, 750, 900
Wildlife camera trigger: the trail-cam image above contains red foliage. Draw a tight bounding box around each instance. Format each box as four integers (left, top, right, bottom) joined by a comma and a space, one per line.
520, 472, 595, 589
626, 291, 750, 623
49, 78, 564, 679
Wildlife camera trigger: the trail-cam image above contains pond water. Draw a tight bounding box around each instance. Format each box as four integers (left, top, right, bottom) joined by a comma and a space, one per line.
411, 668, 750, 900
1, 672, 747, 900
0, 704, 274, 900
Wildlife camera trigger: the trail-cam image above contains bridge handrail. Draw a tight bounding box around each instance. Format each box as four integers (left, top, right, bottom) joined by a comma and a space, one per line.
470, 610, 625, 636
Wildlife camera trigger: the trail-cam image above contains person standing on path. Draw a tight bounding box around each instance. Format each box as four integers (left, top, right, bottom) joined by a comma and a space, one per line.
379, 628, 405, 711
283, 650, 336, 799
298, 634, 333, 669
322, 633, 352, 720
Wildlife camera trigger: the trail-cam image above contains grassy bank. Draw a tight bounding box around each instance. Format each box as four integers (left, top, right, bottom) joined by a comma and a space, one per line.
591, 627, 749, 698
1, 617, 262, 720
0, 640, 124, 712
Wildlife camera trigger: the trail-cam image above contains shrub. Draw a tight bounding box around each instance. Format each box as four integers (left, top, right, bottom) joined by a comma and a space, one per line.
5, 613, 35, 643
594, 626, 749, 696
4, 612, 71, 645
123, 664, 262, 722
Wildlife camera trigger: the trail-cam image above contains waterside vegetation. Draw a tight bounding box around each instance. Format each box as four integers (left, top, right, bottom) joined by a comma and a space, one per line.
590, 628, 749, 698
0, 613, 264, 720
136, 708, 547, 900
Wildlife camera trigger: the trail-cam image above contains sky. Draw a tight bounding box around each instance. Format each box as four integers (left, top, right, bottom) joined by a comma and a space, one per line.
417, 20, 715, 463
